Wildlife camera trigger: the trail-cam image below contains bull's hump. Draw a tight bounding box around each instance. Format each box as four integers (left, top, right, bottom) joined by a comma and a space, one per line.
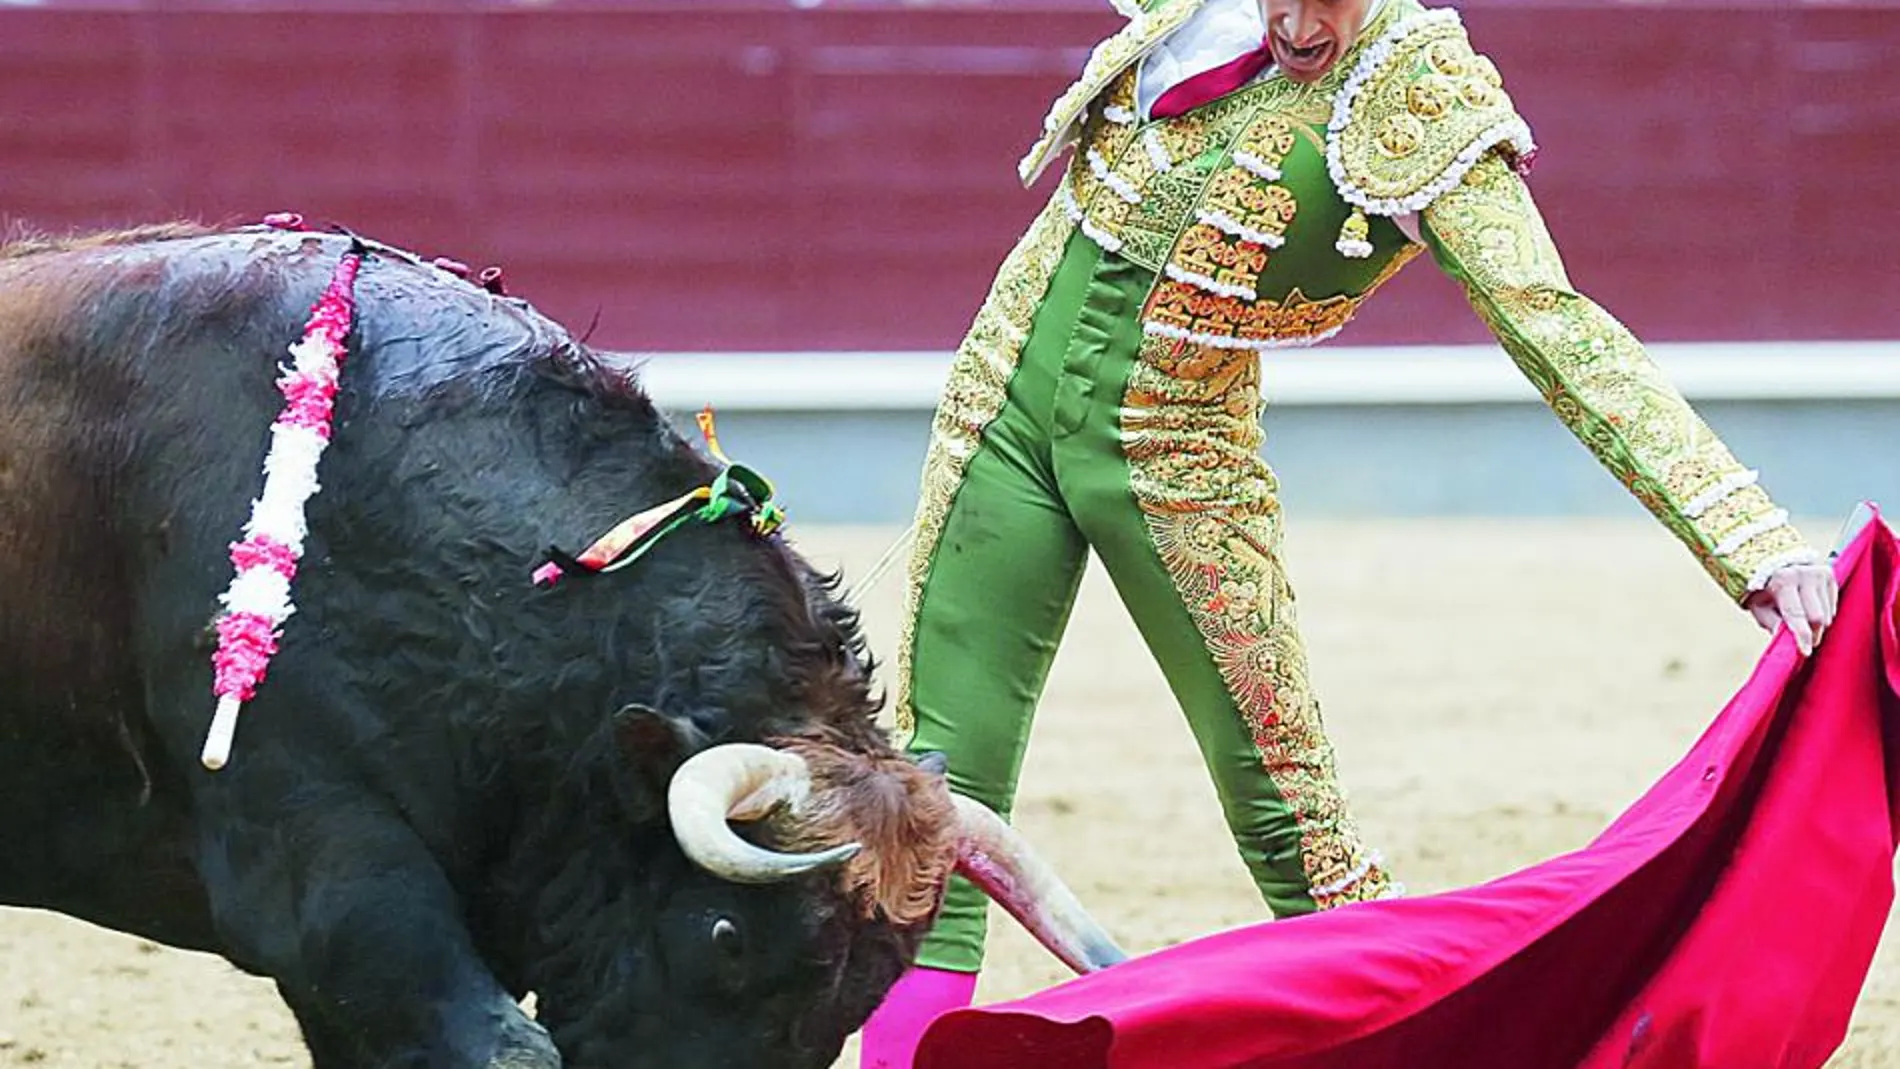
151, 229, 584, 402
349, 253, 578, 402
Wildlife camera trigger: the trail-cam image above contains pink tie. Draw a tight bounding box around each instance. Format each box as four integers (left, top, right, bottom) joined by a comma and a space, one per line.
1150, 36, 1275, 120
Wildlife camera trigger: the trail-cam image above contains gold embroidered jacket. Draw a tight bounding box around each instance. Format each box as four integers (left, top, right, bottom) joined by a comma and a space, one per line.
1014, 0, 1819, 601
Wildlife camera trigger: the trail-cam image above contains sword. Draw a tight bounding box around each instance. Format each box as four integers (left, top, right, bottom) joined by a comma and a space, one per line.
1830, 501, 1887, 559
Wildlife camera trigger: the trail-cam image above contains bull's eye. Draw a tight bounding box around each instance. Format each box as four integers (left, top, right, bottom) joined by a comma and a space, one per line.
711, 916, 744, 958
709, 915, 748, 993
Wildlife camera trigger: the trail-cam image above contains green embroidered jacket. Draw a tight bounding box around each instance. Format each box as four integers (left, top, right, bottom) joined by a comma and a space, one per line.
1016, 0, 1818, 601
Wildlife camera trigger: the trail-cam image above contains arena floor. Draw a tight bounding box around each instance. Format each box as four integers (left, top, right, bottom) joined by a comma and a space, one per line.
2, 518, 1894, 1068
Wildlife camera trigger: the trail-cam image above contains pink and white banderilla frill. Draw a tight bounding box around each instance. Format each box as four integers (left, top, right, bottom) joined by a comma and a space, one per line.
201, 244, 363, 771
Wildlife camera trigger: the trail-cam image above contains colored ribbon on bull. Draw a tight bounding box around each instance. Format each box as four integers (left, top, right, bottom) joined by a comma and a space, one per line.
531, 406, 785, 589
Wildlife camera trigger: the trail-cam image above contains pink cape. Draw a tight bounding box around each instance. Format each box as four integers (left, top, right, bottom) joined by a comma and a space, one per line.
919, 513, 1900, 1069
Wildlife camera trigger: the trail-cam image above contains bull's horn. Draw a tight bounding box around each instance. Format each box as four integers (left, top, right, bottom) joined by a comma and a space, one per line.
950, 794, 1128, 974
667, 743, 862, 884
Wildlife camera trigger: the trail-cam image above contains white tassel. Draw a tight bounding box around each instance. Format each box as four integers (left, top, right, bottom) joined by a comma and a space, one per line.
1087, 147, 1143, 205
1681, 469, 1761, 519
1196, 209, 1286, 248
1715, 511, 1791, 557
1142, 319, 1346, 352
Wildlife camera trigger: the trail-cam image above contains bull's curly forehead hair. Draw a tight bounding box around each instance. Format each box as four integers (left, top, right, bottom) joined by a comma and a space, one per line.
769, 734, 959, 927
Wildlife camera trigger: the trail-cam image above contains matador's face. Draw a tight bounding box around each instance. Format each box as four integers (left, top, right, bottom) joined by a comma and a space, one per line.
1259, 0, 1374, 83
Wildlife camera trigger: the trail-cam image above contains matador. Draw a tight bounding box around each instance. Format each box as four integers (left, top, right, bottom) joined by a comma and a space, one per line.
862, 1, 1839, 1063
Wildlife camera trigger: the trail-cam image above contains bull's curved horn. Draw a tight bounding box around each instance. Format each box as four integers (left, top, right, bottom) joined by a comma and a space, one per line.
950, 794, 1128, 974
667, 743, 862, 884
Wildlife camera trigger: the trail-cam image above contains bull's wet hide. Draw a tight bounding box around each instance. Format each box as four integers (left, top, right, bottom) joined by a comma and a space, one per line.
917, 512, 1900, 1069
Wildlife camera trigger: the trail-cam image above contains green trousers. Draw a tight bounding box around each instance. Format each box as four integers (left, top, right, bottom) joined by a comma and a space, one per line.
901, 228, 1395, 973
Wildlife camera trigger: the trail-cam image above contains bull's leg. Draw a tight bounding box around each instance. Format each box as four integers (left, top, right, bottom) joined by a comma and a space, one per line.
282, 983, 556, 1069
0, 726, 217, 950
197, 799, 559, 1068
281, 990, 368, 1069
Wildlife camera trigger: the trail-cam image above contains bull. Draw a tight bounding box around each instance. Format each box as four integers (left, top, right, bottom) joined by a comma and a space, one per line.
0, 224, 1122, 1068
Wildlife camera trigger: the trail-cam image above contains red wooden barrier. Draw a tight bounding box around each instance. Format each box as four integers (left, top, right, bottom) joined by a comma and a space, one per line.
2, 2, 1895, 351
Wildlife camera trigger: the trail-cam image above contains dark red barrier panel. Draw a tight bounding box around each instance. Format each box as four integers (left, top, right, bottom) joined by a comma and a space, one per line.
1, 2, 1895, 350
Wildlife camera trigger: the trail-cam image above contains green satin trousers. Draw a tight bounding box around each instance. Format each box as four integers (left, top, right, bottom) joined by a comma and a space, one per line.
901, 232, 1394, 973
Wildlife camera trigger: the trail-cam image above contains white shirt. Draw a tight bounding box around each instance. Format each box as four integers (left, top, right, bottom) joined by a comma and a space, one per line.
1133, 0, 1419, 241
1135, 0, 1270, 119
1135, 0, 1393, 120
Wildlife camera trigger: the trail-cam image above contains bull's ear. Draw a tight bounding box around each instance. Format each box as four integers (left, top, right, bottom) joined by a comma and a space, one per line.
611, 703, 708, 822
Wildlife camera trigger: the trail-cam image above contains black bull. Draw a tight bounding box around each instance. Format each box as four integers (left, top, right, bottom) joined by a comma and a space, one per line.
0, 226, 1123, 1068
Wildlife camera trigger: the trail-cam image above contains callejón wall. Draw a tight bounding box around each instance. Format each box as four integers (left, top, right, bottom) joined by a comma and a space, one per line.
2, 1, 1895, 351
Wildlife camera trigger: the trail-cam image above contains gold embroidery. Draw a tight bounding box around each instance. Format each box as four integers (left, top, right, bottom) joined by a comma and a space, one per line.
1070, 82, 1142, 215
894, 194, 1079, 733
1041, 3, 1439, 350
1470, 53, 1504, 87
1422, 154, 1816, 600
1407, 74, 1457, 120
1144, 281, 1361, 346
1018, 0, 1205, 185
1458, 77, 1501, 110
1102, 66, 1140, 116
1054, 0, 1398, 267
1329, 11, 1532, 214
1376, 113, 1425, 159
1234, 114, 1299, 167
1659, 441, 1759, 510
1122, 333, 1395, 906
1172, 223, 1271, 296
1149, 108, 1220, 167
1092, 189, 1144, 246
1696, 486, 1775, 541
1124, 335, 1265, 503
1425, 37, 1468, 77
1201, 172, 1298, 238
1113, 173, 1206, 271
1067, 69, 1228, 269
1070, 142, 1123, 217
1143, 238, 1418, 347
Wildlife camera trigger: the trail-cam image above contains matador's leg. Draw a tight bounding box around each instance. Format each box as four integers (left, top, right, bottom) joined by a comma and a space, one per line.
895, 228, 1107, 972
1054, 311, 1398, 916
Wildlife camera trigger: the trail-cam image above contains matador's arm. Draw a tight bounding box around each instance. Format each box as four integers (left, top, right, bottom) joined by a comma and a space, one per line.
1418, 153, 1821, 603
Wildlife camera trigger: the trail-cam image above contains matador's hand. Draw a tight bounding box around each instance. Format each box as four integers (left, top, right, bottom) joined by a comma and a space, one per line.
1743, 563, 1838, 656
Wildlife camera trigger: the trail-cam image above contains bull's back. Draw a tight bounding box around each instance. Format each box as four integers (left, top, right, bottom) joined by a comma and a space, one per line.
0, 245, 152, 731
0, 231, 287, 716
0, 226, 683, 952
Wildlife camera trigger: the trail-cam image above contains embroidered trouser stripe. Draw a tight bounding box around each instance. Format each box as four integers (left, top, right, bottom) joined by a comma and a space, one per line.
895, 190, 1079, 736
903, 233, 1392, 974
